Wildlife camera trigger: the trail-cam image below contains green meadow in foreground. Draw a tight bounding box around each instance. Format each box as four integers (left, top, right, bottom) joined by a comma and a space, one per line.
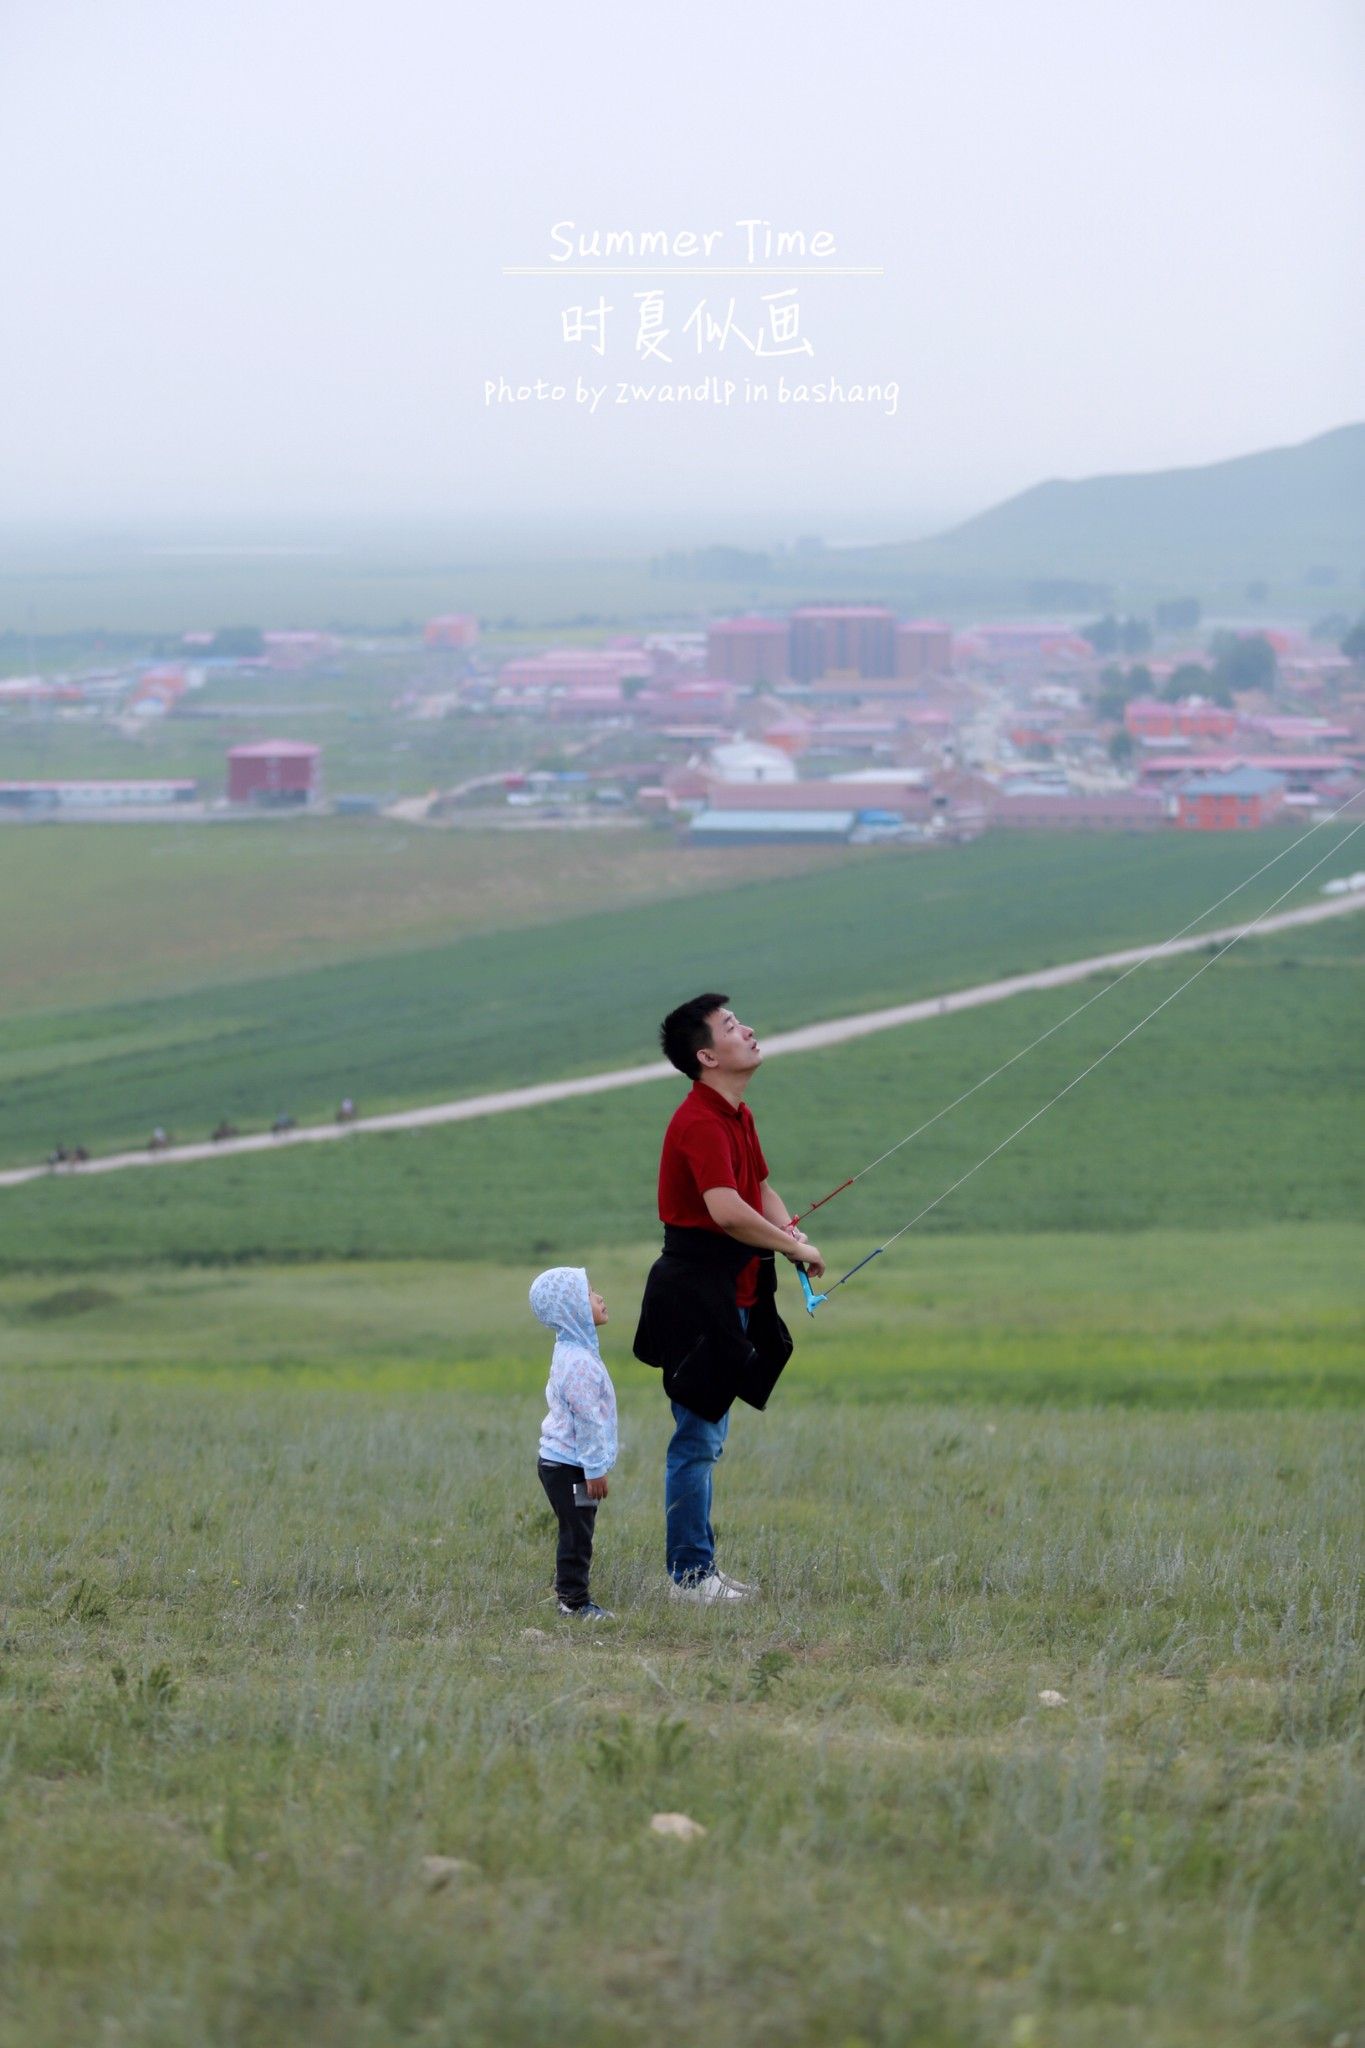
1, 1354, 1360, 2047
2, 826, 1356, 1165
2, 1223, 1361, 1409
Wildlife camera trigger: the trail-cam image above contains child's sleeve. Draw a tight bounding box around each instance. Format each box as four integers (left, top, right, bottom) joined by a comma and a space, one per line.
560, 1354, 616, 1480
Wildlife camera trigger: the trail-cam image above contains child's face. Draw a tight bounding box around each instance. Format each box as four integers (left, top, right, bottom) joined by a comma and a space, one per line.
588, 1284, 608, 1326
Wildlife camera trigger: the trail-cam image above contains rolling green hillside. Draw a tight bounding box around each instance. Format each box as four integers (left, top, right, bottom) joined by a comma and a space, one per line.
5, 915, 1359, 1271
1, 830, 1355, 1167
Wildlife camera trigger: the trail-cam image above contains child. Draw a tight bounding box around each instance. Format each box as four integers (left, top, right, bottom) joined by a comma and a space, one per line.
529, 1266, 618, 1620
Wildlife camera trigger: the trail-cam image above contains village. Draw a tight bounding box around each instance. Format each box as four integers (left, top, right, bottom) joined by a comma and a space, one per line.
2, 598, 1362, 840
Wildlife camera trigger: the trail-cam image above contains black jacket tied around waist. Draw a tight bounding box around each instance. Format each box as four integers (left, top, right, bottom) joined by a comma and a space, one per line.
632, 1224, 795, 1424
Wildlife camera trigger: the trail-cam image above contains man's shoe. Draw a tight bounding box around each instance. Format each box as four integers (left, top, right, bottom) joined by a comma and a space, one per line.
557, 1599, 614, 1620
714, 1569, 759, 1596
668, 1572, 747, 1605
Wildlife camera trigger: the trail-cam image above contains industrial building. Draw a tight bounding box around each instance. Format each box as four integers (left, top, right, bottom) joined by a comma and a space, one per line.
226, 741, 321, 806
0, 778, 198, 812
688, 807, 856, 845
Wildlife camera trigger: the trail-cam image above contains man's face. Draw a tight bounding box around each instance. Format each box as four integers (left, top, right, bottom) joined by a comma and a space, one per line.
698, 1006, 762, 1078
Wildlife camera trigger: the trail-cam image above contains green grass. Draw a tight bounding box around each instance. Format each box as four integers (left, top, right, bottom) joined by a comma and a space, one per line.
6, 916, 1359, 1269
0, 817, 834, 1015
2, 1223, 1360, 1408
1, 827, 1356, 1166
0, 1347, 1360, 2045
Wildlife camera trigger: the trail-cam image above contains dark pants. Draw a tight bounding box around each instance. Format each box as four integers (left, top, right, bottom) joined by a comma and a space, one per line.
537, 1459, 597, 1609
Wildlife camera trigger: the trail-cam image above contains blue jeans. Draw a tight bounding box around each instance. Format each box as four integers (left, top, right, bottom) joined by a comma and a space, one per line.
665, 1307, 746, 1583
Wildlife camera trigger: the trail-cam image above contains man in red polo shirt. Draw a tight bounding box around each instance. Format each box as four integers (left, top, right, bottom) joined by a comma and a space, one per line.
652, 992, 825, 1603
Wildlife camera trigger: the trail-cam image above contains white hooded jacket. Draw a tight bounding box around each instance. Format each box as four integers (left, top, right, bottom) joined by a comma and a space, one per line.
530, 1266, 618, 1480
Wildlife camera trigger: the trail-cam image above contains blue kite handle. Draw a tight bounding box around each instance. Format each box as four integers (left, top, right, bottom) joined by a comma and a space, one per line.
798, 1266, 829, 1315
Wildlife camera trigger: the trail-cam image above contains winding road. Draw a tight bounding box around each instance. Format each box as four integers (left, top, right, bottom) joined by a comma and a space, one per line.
3, 891, 1360, 1192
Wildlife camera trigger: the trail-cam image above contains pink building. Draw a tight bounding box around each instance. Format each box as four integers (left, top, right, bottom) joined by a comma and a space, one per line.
495, 649, 652, 705
1125, 697, 1238, 743
707, 776, 933, 820
957, 624, 1094, 668
634, 679, 739, 723
1239, 715, 1353, 746
1140, 752, 1355, 792
705, 617, 789, 686
789, 606, 896, 682
895, 620, 953, 678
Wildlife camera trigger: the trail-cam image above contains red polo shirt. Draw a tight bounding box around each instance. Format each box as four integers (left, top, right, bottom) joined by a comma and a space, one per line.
658, 1080, 770, 1308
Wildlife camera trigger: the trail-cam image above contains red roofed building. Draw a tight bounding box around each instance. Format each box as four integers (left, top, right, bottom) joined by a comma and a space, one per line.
227, 741, 321, 805
1174, 768, 1287, 831
1126, 697, 1237, 742
424, 614, 479, 649
495, 650, 649, 704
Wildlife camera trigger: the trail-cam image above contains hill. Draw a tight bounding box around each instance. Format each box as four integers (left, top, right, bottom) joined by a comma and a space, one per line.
871, 422, 1365, 589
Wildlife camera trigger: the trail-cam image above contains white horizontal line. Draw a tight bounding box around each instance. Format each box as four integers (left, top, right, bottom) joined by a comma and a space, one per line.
501, 266, 884, 277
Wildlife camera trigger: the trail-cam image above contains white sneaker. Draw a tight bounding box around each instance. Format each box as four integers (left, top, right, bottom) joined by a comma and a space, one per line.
668, 1572, 750, 1605
714, 1570, 759, 1597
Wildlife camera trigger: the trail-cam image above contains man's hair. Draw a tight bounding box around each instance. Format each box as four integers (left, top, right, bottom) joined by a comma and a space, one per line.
660, 992, 730, 1081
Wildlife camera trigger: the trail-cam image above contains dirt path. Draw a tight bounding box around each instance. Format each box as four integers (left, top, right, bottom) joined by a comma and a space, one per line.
3, 892, 1360, 1191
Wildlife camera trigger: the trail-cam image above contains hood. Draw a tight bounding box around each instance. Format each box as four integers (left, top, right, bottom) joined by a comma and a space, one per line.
529, 1266, 599, 1353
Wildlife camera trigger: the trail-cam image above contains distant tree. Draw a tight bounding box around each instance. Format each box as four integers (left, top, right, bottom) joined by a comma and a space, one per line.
1213, 633, 1276, 695
1342, 616, 1365, 663
1082, 614, 1120, 655
1119, 616, 1152, 656
1155, 596, 1202, 632
1161, 662, 1216, 703
1311, 613, 1349, 642
1124, 663, 1153, 698
1107, 730, 1135, 766
1095, 663, 1137, 721
620, 675, 650, 699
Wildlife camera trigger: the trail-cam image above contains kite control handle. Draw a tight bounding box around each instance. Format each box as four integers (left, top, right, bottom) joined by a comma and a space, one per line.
798, 1265, 829, 1315
798, 1245, 886, 1314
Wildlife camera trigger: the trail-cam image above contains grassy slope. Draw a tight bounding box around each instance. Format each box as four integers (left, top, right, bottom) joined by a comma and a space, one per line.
0, 818, 835, 1014
2, 827, 1357, 1165
6, 916, 1359, 1271
1, 1371, 1360, 2045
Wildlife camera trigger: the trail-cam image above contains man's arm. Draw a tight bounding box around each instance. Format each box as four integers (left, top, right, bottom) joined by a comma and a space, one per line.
702, 1186, 825, 1278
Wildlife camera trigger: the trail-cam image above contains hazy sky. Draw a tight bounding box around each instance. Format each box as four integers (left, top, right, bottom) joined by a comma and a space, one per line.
2, 0, 1362, 541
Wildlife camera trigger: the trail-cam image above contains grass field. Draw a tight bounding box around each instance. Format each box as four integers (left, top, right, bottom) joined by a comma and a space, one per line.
3, 1223, 1360, 1407
3, 819, 1362, 2043
2, 1267, 1361, 2045
0, 818, 835, 1015
2, 827, 1358, 1167
5, 912, 1359, 1268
